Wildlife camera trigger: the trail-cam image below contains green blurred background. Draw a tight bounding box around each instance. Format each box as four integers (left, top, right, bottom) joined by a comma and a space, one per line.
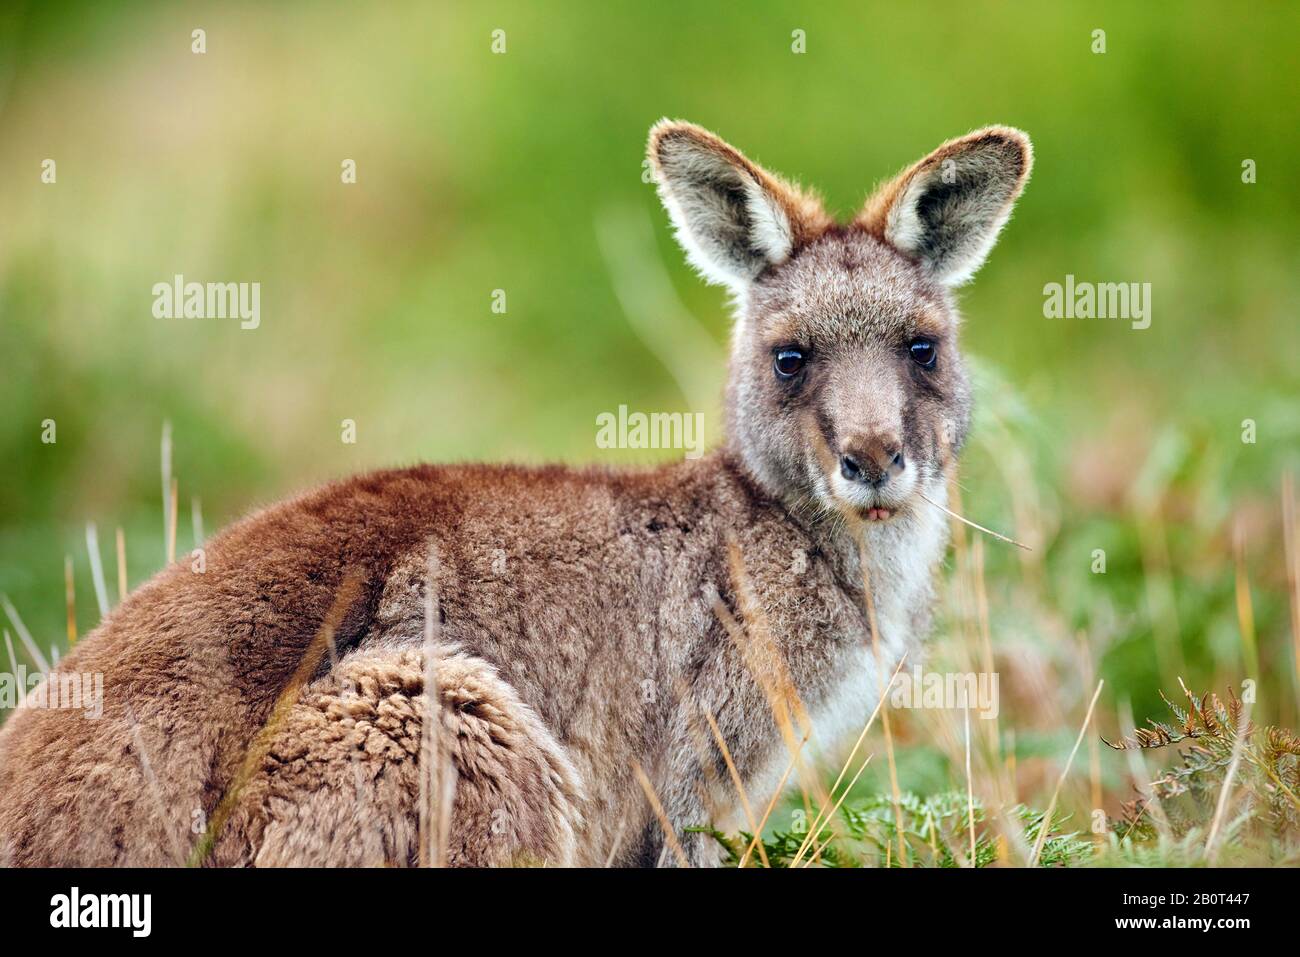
2, 1, 1298, 804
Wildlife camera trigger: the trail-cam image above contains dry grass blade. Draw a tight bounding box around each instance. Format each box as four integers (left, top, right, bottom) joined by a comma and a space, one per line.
1283, 472, 1300, 704
804, 828, 838, 867
1232, 522, 1260, 680
737, 732, 810, 868
603, 816, 628, 868
85, 522, 110, 621
916, 490, 1031, 551
722, 539, 817, 738
1078, 631, 1104, 847
711, 591, 818, 825
1119, 799, 1151, 843
703, 708, 768, 867
964, 704, 976, 866
63, 555, 76, 646
1029, 679, 1104, 866
115, 526, 127, 603
632, 760, 690, 867
719, 539, 827, 817
3, 630, 16, 673
854, 539, 908, 866
167, 476, 179, 566
672, 676, 730, 827
1205, 701, 1252, 863
160, 420, 172, 566
2, 593, 49, 673
192, 496, 205, 548
795, 753, 872, 867
789, 655, 906, 867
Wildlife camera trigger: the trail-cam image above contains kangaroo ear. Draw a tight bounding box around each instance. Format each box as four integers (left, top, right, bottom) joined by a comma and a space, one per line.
649, 120, 828, 292
858, 127, 1032, 287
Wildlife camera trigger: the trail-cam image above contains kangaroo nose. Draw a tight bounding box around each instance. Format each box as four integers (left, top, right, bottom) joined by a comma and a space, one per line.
839, 437, 905, 487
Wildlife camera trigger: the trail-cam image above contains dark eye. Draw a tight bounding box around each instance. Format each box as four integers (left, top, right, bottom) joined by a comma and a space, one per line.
774, 348, 805, 379
909, 339, 938, 369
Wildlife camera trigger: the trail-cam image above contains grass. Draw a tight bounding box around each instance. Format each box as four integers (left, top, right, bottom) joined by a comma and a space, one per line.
704, 686, 1300, 867
693, 794, 1096, 868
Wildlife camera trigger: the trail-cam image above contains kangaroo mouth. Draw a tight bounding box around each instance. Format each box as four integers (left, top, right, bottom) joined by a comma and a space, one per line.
838, 488, 916, 523
857, 506, 895, 522
830, 481, 910, 523
823, 486, 908, 524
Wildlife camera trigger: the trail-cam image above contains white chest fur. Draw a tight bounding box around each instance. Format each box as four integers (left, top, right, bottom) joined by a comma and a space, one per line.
809, 489, 949, 754
735, 487, 950, 826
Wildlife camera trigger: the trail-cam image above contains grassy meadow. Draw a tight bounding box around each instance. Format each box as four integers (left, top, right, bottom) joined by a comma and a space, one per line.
1, 1, 1298, 864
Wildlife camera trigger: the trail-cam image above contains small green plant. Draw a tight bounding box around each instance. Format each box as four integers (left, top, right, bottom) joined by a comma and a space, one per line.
698, 686, 1300, 868
695, 792, 1094, 867
1102, 685, 1300, 865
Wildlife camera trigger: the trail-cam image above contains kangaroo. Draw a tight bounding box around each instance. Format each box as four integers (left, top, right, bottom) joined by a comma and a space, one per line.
0, 120, 1030, 867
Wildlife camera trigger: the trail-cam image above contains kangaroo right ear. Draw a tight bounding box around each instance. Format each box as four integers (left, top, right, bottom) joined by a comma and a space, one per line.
648, 120, 828, 293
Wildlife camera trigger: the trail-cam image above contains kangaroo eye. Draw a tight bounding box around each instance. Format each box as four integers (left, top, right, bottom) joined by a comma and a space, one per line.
774, 349, 805, 379
909, 339, 937, 369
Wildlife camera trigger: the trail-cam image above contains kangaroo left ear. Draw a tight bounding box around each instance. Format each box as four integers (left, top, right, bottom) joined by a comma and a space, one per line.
648, 120, 830, 293
858, 127, 1032, 287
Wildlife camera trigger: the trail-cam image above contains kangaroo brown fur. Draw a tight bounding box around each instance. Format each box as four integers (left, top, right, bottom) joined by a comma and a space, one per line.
0, 121, 1031, 867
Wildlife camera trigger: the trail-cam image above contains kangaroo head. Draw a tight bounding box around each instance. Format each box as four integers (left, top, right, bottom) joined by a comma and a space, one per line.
649, 120, 1031, 525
